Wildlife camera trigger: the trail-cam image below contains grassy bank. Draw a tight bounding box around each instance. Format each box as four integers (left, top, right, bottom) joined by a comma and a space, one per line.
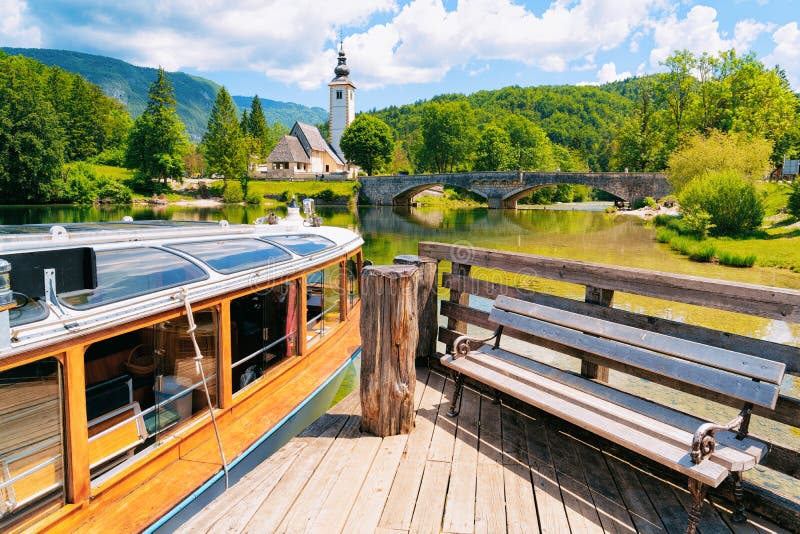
653, 181, 800, 272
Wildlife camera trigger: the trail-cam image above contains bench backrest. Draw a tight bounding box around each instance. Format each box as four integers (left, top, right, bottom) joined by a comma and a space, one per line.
490, 295, 785, 409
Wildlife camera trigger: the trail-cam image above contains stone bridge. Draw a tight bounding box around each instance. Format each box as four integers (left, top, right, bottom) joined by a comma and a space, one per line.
358, 171, 671, 208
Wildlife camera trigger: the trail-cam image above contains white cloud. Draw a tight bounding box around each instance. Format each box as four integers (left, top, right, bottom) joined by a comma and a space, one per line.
0, 0, 42, 47
597, 62, 631, 83
346, 0, 661, 88
763, 22, 800, 89
649, 6, 771, 67
578, 61, 631, 85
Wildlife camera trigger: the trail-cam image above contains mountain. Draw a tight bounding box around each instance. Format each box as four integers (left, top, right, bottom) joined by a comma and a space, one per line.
1, 48, 327, 140
231, 96, 327, 129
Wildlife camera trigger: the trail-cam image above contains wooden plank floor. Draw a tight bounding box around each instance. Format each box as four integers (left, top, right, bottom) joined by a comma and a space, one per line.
176, 367, 789, 534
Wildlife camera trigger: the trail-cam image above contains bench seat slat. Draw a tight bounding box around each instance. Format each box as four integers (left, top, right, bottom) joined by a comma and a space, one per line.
489, 308, 781, 410
466, 346, 767, 470
441, 353, 731, 487
494, 295, 786, 385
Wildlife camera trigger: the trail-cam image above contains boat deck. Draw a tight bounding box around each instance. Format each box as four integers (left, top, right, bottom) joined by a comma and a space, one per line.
176, 366, 789, 534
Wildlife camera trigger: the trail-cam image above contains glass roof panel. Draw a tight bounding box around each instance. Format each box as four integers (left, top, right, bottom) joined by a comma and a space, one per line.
167, 239, 292, 274
261, 235, 335, 256
59, 247, 207, 310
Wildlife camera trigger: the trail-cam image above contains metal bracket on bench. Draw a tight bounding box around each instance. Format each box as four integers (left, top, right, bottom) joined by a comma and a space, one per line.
690, 404, 751, 464
452, 326, 504, 358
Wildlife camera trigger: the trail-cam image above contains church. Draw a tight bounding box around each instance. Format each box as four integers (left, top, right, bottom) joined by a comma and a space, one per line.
262, 44, 356, 178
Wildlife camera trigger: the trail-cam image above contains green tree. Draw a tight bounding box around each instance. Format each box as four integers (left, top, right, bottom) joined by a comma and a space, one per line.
658, 50, 697, 146
417, 100, 477, 173
201, 86, 246, 189
667, 130, 772, 192
0, 56, 64, 202
340, 114, 395, 175
474, 125, 512, 171
504, 115, 556, 171
612, 78, 667, 171
679, 170, 764, 235
126, 68, 188, 190
248, 96, 272, 158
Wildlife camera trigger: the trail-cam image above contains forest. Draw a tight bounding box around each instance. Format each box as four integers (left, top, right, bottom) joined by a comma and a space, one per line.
371, 50, 800, 176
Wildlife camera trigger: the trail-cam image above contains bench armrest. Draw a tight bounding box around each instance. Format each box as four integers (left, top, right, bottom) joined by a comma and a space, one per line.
691, 404, 753, 464
452, 326, 504, 358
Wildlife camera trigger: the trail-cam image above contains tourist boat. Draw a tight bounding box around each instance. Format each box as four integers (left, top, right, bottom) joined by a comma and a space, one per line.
0, 204, 363, 532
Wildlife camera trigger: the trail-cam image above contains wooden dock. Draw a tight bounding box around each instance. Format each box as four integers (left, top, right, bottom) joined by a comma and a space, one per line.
175, 366, 789, 534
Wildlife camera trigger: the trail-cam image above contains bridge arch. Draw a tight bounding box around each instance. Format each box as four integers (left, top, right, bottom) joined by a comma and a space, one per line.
501, 182, 624, 208
393, 183, 487, 205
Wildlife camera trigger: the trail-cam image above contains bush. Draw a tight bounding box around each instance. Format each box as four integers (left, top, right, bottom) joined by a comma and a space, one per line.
787, 181, 800, 219
667, 236, 715, 262
655, 227, 676, 243
245, 190, 262, 205
652, 214, 673, 227
223, 181, 244, 203
604, 206, 617, 214
57, 162, 133, 204
687, 243, 716, 262
97, 180, 133, 203
716, 250, 757, 268
644, 196, 657, 208
678, 170, 764, 236
208, 181, 225, 197
681, 209, 715, 239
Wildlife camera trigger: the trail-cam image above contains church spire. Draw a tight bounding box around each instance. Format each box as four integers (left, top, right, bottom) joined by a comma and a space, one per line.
334, 41, 350, 78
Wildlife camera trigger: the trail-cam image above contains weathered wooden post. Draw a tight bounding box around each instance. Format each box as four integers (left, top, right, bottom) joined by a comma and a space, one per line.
393, 254, 438, 364
360, 265, 419, 436
581, 285, 613, 382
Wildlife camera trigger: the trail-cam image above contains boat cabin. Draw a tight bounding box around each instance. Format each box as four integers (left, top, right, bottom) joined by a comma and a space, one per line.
0, 218, 363, 531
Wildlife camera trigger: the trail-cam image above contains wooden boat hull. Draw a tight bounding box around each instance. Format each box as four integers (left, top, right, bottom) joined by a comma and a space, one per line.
147, 346, 361, 533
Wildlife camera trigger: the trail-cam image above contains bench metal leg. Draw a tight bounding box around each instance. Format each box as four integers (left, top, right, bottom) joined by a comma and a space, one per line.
686, 479, 707, 534
731, 471, 747, 523
448, 373, 464, 418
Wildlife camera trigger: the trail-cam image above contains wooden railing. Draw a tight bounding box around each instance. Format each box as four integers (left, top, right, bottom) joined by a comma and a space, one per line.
418, 241, 800, 523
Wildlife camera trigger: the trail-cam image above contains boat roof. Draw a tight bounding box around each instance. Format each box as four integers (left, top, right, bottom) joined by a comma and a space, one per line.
0, 219, 363, 359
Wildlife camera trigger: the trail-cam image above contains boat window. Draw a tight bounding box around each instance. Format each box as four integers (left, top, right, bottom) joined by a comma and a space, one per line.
230, 281, 299, 395
59, 248, 207, 310
0, 358, 65, 528
167, 239, 291, 274
261, 235, 335, 256
83, 308, 219, 483
346, 253, 361, 311
306, 263, 342, 346
8, 293, 49, 327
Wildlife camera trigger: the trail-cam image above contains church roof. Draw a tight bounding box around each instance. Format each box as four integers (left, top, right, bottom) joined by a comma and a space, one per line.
267, 135, 310, 163
292, 122, 345, 164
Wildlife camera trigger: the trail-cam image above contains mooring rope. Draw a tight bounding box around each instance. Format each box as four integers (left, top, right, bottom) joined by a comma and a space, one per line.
181, 289, 229, 489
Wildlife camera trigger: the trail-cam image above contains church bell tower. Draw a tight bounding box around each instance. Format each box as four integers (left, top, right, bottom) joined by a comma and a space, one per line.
328, 42, 355, 160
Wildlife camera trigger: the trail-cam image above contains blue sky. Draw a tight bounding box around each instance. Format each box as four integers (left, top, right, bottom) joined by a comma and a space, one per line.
2, 1, 798, 112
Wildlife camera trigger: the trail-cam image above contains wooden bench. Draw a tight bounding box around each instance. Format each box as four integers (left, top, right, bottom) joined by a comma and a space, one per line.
441, 294, 785, 533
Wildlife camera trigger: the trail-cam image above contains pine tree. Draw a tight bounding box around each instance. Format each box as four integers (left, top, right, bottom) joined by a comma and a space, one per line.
248, 96, 271, 158
201, 86, 246, 190
125, 68, 187, 190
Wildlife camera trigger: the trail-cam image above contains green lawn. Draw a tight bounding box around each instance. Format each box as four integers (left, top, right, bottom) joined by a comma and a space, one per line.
244, 180, 359, 199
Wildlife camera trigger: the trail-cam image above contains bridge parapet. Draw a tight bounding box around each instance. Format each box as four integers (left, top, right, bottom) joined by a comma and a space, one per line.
358, 171, 671, 208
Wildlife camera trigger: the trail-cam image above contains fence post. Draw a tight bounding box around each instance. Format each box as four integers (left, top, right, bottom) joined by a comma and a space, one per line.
581, 285, 613, 382
360, 265, 419, 436
394, 255, 438, 365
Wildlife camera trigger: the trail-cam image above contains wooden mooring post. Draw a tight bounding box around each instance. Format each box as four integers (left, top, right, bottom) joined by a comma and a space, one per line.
393, 254, 438, 364
360, 265, 419, 436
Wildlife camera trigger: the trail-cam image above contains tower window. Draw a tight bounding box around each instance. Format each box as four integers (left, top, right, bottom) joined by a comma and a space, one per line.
336, 90, 342, 100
